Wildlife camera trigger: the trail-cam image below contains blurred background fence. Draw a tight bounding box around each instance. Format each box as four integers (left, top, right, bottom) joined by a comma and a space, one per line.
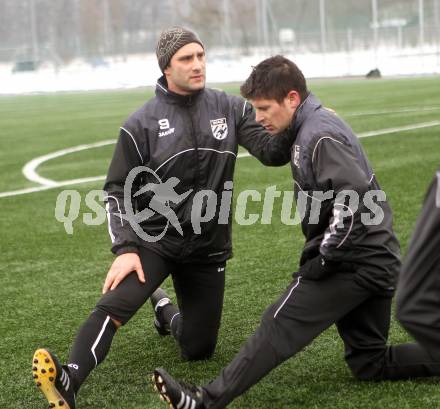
1, 0, 439, 64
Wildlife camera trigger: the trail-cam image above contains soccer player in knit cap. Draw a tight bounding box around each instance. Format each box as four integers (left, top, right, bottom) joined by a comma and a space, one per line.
32, 27, 295, 408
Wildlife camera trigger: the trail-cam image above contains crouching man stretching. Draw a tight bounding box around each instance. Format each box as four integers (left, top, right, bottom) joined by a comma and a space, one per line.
152, 55, 440, 409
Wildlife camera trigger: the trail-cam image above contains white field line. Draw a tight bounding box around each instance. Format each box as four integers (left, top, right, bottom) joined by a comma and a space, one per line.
1, 120, 439, 199
22, 139, 116, 186
0, 176, 108, 198
343, 106, 440, 117
357, 120, 440, 138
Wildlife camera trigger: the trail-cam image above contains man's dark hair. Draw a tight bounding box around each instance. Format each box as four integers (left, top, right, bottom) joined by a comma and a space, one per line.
240, 55, 308, 103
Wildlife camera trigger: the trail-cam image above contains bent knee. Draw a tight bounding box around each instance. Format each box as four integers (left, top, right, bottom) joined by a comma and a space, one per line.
180, 341, 216, 361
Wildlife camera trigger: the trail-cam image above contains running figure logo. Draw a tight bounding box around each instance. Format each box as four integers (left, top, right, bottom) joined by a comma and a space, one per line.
124, 166, 193, 242
134, 176, 192, 235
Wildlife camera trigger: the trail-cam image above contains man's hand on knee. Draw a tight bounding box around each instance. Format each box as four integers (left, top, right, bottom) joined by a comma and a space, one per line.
102, 252, 145, 294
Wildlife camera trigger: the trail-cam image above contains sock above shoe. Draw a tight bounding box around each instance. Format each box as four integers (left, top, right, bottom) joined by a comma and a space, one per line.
151, 288, 173, 336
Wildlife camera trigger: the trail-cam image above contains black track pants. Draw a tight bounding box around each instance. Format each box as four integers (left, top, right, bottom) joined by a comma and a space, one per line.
203, 273, 440, 409
95, 246, 225, 360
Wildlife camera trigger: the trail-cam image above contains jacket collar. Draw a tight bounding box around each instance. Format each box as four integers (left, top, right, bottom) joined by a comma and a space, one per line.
288, 92, 322, 136
155, 76, 204, 106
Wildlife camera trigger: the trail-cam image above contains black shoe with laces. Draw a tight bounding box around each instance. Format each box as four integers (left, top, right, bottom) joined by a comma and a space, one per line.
153, 367, 205, 409
32, 348, 76, 409
150, 288, 172, 336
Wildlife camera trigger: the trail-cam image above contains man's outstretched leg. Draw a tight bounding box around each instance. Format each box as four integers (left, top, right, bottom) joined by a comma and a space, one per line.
33, 247, 172, 408
152, 274, 372, 408
67, 309, 119, 391
33, 308, 117, 409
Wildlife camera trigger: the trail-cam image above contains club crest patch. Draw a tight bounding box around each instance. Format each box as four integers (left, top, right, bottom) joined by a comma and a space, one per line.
210, 118, 228, 140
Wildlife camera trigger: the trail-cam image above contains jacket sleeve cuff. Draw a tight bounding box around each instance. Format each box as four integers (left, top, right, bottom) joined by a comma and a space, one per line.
114, 246, 139, 256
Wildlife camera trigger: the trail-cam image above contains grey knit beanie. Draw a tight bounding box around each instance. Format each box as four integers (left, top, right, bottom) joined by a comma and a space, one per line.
156, 27, 204, 72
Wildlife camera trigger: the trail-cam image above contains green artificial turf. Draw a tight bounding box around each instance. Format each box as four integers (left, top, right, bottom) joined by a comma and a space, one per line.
1, 76, 439, 408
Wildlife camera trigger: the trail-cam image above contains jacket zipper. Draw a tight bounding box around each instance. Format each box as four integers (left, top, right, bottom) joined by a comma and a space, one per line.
187, 104, 201, 190
182, 103, 200, 255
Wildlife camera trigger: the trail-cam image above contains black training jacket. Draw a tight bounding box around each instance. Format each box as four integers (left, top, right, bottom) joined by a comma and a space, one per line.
401, 168, 440, 283
396, 168, 440, 344
289, 93, 401, 290
104, 76, 292, 263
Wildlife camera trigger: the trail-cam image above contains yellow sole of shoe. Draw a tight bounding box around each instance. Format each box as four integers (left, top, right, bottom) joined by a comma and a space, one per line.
153, 373, 174, 408
32, 348, 71, 409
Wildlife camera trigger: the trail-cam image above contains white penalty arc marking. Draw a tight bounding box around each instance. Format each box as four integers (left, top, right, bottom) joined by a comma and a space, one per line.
22, 139, 116, 186
0, 120, 439, 199
0, 151, 251, 199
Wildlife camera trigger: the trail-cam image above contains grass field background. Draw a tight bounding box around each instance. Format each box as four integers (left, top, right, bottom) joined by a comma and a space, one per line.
1, 76, 440, 408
